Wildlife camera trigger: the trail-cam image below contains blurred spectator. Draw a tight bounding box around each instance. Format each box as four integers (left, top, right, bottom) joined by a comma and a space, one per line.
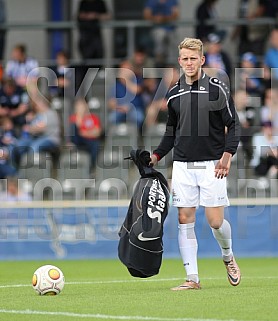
0, 176, 32, 201
195, 0, 226, 42
232, 0, 275, 56
5, 44, 39, 89
129, 46, 155, 79
264, 27, 278, 86
128, 46, 156, 115
69, 98, 101, 170
0, 150, 17, 178
0, 121, 17, 179
13, 94, 61, 166
108, 60, 145, 131
0, 117, 18, 177
235, 52, 264, 96
50, 50, 74, 100
0, 116, 18, 149
0, 0, 6, 61
49, 50, 75, 143
143, 0, 179, 66
251, 120, 278, 180
145, 65, 179, 127
142, 77, 160, 113
0, 77, 29, 128
77, 0, 110, 64
261, 87, 278, 133
203, 32, 232, 84
261, 0, 278, 18
234, 89, 258, 163
248, 0, 278, 21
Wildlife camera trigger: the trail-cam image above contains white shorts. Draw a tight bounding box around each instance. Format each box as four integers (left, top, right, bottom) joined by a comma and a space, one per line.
171, 161, 229, 208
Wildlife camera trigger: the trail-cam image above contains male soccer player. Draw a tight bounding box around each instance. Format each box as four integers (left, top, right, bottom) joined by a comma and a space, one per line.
150, 37, 241, 290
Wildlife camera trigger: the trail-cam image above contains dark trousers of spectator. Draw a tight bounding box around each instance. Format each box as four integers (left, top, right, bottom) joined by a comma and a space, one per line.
254, 155, 278, 176
12, 137, 59, 168
78, 30, 103, 61
0, 162, 17, 179
71, 129, 100, 170
77, 29, 104, 96
0, 31, 5, 61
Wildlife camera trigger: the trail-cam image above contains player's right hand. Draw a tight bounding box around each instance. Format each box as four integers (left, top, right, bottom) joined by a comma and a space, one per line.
214, 152, 232, 179
149, 154, 158, 167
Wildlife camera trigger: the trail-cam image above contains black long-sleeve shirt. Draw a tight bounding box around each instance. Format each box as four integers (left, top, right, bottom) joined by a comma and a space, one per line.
153, 72, 240, 162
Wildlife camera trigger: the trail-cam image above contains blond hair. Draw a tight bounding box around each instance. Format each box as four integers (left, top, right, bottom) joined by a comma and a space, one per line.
178, 38, 203, 56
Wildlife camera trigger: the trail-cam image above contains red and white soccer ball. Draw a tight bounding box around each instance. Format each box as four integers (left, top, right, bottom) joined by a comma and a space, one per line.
32, 264, 65, 295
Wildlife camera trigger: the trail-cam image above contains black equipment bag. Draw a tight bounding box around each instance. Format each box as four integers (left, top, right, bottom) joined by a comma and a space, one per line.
118, 149, 170, 278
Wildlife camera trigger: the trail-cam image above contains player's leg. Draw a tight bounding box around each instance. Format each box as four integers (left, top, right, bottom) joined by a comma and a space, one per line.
199, 160, 241, 286
205, 206, 231, 260
171, 206, 201, 290
205, 207, 241, 286
171, 161, 201, 290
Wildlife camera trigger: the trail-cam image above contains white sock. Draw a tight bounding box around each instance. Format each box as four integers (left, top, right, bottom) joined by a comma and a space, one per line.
178, 223, 199, 283
212, 219, 233, 262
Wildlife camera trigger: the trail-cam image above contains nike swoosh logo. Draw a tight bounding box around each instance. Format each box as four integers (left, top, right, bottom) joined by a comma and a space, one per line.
227, 273, 239, 284
137, 233, 160, 242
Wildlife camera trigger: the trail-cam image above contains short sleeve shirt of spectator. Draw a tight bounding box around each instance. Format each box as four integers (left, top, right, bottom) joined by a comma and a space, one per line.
5, 57, 39, 82
144, 0, 178, 30
70, 113, 101, 139
109, 77, 145, 113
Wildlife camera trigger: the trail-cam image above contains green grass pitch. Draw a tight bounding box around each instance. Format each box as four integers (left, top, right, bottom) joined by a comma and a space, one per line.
0, 258, 277, 321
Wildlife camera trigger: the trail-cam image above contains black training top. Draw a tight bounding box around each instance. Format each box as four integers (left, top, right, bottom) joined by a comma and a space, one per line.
153, 72, 240, 162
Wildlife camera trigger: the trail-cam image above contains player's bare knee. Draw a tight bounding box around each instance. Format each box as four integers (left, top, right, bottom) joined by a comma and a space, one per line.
179, 215, 192, 224
178, 208, 195, 224
209, 219, 223, 229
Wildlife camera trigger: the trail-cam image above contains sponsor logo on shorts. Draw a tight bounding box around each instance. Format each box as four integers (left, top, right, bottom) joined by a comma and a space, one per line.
172, 189, 180, 203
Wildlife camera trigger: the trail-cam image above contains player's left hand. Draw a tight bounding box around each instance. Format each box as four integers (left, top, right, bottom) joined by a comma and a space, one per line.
214, 152, 232, 179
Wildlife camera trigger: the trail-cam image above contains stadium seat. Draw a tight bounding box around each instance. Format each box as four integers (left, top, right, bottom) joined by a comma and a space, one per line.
95, 148, 130, 184
105, 123, 138, 152
33, 177, 63, 201
94, 124, 137, 199
17, 152, 53, 198
142, 123, 172, 179
98, 177, 128, 200
56, 148, 93, 199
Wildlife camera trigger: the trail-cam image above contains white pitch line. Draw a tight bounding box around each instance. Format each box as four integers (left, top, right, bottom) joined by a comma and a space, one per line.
0, 309, 259, 321
0, 276, 278, 289
0, 278, 192, 289
0, 284, 31, 288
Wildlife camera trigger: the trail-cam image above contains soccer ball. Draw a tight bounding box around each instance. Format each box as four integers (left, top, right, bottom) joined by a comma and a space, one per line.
32, 264, 65, 295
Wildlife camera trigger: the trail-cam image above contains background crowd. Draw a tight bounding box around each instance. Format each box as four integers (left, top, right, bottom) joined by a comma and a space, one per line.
1, 0, 278, 200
